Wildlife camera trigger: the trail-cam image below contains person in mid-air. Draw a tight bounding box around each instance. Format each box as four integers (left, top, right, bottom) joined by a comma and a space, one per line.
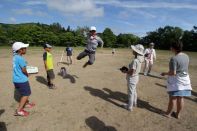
77, 26, 104, 68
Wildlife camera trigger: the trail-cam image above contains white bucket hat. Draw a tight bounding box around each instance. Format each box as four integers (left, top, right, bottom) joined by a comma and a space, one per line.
131, 44, 144, 55
12, 42, 29, 52
90, 26, 96, 31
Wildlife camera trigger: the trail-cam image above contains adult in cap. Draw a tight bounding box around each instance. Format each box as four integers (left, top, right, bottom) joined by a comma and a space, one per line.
77, 26, 104, 68
120, 44, 144, 111
143, 42, 156, 75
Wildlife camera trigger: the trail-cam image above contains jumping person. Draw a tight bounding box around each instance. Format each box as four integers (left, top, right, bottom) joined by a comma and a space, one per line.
161, 41, 192, 119
65, 45, 73, 65
43, 43, 56, 89
12, 42, 35, 117
143, 42, 156, 75
77, 26, 104, 68
120, 44, 144, 111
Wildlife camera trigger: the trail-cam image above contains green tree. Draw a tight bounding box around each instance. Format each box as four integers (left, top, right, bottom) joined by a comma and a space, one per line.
102, 28, 116, 47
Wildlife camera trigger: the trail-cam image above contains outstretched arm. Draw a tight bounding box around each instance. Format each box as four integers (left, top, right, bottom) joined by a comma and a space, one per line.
97, 37, 104, 48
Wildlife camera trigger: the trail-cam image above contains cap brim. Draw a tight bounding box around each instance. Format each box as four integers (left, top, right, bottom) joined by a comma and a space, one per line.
22, 44, 29, 48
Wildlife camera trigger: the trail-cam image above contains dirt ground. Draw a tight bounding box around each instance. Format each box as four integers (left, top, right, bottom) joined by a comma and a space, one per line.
0, 47, 196, 131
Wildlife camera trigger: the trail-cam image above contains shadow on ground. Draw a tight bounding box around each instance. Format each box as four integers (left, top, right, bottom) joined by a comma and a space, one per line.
84, 86, 164, 114
35, 76, 48, 86
155, 83, 166, 88
0, 109, 7, 131
139, 72, 166, 80
58, 72, 78, 84
85, 116, 117, 131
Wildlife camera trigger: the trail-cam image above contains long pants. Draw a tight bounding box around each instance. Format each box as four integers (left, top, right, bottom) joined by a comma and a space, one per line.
77, 50, 95, 65
127, 76, 139, 109
143, 59, 153, 74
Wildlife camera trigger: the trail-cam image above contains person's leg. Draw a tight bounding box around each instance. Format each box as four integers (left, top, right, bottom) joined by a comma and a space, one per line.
77, 51, 88, 60
88, 53, 95, 65
133, 87, 137, 107
143, 59, 149, 75
50, 70, 56, 89
47, 72, 51, 86
69, 56, 73, 64
127, 83, 136, 111
165, 96, 176, 117
17, 96, 29, 111
67, 56, 69, 64
83, 52, 95, 68
148, 61, 153, 74
176, 96, 184, 119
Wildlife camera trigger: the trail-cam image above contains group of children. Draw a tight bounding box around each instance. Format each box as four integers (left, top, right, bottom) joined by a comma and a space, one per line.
12, 26, 192, 118
12, 26, 103, 116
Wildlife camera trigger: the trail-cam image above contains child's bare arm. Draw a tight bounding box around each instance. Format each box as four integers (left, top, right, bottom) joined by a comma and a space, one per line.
22, 67, 29, 77
44, 60, 47, 70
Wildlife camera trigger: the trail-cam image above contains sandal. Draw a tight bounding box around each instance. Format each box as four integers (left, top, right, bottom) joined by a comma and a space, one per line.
171, 112, 179, 119
25, 102, 35, 108
14, 109, 29, 117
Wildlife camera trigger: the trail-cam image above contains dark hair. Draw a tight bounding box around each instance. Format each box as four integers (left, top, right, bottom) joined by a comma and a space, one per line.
170, 41, 183, 53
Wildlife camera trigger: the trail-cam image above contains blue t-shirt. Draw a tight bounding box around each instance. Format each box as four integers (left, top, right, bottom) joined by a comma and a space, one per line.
13, 54, 28, 83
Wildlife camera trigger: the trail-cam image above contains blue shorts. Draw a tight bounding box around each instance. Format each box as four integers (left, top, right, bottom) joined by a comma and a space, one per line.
14, 81, 31, 96
168, 90, 191, 97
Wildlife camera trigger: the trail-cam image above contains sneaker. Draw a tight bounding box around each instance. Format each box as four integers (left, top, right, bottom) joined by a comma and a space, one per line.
144, 73, 147, 76
133, 103, 137, 107
14, 109, 29, 117
121, 104, 133, 111
49, 84, 57, 89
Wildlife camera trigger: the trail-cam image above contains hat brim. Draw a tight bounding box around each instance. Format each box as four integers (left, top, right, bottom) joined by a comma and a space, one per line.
131, 45, 144, 55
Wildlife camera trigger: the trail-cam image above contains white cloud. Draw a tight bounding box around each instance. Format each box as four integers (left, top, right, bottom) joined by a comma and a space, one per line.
115, 20, 135, 27
45, 0, 104, 17
13, 8, 33, 15
130, 9, 156, 19
95, 0, 197, 10
118, 9, 156, 20
24, 1, 46, 6
9, 17, 16, 23
13, 8, 49, 17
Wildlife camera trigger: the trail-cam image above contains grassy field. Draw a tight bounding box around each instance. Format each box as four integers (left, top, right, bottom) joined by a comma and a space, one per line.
0, 47, 196, 131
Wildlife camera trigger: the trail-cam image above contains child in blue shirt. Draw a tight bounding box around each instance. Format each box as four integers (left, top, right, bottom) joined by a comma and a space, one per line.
12, 42, 35, 117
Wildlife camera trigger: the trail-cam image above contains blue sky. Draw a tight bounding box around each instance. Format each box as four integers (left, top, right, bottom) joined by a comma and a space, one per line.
0, 0, 197, 36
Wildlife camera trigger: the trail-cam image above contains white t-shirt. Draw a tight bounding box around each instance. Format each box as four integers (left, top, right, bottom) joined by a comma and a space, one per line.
144, 48, 156, 61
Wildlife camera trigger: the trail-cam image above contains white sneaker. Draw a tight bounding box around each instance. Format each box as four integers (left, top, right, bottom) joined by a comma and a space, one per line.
122, 104, 133, 111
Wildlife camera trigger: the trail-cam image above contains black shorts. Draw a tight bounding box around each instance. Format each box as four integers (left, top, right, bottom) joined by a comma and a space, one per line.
14, 81, 31, 96
47, 69, 55, 79
67, 53, 72, 56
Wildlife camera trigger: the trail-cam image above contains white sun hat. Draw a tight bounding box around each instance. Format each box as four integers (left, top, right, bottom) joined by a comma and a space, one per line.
12, 42, 29, 52
90, 26, 96, 31
131, 44, 144, 55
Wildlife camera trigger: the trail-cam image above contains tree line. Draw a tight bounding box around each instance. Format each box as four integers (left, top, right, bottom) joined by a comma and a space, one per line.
0, 22, 196, 51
